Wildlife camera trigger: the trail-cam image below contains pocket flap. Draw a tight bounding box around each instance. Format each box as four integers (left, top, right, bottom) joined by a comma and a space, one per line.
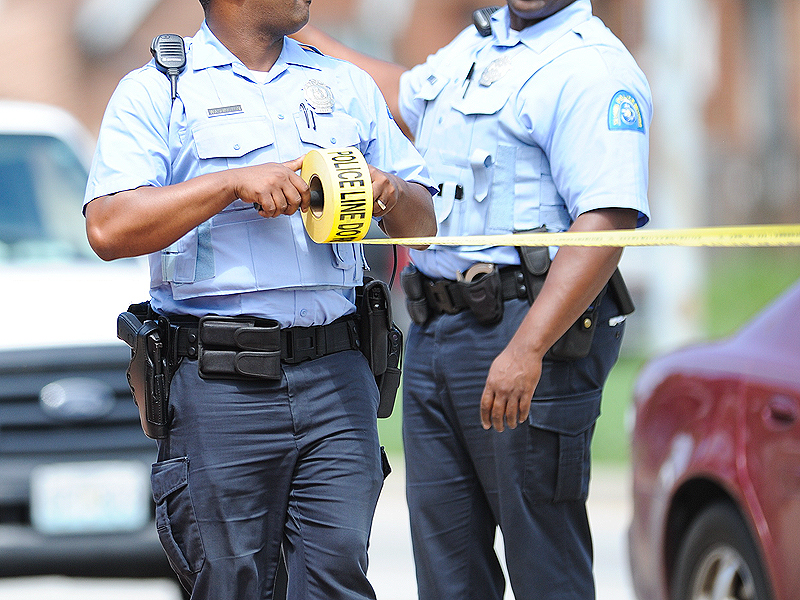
413, 75, 448, 102
151, 456, 189, 504
527, 392, 601, 436
194, 118, 274, 159
296, 113, 360, 148
452, 86, 509, 116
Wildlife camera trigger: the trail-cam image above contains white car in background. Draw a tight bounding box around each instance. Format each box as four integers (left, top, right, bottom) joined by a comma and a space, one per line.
0, 100, 173, 583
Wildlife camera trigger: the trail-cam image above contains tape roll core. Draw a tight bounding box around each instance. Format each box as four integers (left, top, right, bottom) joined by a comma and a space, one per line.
308, 175, 324, 219
301, 147, 373, 243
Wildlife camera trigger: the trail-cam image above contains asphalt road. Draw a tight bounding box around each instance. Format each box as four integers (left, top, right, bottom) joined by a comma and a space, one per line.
0, 462, 635, 600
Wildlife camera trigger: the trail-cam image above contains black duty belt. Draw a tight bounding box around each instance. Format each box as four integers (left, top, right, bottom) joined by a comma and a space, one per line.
422, 266, 527, 315
163, 313, 360, 380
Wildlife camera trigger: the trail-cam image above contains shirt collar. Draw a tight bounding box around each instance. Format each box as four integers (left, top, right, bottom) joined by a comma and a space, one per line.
189, 21, 318, 81
491, 0, 593, 53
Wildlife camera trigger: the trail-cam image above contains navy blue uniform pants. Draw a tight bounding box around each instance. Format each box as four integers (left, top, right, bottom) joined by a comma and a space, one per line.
152, 349, 384, 600
403, 295, 624, 600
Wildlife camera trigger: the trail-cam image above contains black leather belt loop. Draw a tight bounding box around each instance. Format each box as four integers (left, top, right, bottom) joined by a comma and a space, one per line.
422, 266, 527, 315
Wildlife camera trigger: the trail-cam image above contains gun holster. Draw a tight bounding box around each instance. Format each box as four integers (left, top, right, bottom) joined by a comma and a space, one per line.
400, 264, 429, 326
117, 309, 171, 439
357, 278, 402, 418
516, 229, 634, 361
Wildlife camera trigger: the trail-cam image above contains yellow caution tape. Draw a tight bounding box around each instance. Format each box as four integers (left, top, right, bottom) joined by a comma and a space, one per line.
296, 151, 800, 248
357, 224, 800, 248
301, 147, 373, 243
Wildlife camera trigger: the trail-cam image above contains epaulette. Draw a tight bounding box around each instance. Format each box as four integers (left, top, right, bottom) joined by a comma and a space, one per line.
299, 43, 324, 56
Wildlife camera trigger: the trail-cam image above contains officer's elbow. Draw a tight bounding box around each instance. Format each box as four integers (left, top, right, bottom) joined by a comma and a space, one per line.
85, 199, 126, 261
86, 223, 122, 261
408, 220, 437, 251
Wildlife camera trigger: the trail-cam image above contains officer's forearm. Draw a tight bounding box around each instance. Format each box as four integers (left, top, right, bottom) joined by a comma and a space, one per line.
85, 171, 239, 261
291, 25, 409, 137
379, 181, 436, 250
509, 208, 638, 358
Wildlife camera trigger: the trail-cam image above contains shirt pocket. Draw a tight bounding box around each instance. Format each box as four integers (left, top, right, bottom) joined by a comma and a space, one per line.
295, 111, 362, 149
451, 83, 509, 118
411, 76, 449, 149
413, 75, 449, 103
193, 116, 275, 166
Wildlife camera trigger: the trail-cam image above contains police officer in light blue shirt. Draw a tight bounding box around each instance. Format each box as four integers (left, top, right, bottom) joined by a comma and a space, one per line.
295, 1, 651, 598
83, 0, 436, 598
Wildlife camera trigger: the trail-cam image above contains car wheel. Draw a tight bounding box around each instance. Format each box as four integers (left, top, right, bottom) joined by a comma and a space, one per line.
670, 502, 773, 600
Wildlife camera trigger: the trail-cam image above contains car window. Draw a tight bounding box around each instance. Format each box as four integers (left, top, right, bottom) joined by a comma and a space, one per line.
0, 133, 98, 263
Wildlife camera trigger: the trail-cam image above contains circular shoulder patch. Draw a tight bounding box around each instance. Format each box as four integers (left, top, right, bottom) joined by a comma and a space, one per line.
608, 91, 645, 132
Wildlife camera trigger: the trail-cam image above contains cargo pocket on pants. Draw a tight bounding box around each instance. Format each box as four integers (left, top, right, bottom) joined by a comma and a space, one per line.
523, 392, 601, 504
151, 456, 206, 575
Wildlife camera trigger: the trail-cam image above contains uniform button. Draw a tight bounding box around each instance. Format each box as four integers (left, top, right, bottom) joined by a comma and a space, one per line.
233, 144, 240, 151
330, 138, 337, 144
300, 309, 308, 317
278, 114, 285, 120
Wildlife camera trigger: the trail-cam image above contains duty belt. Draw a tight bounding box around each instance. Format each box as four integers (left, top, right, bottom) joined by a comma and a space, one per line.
422, 266, 527, 315
162, 313, 360, 380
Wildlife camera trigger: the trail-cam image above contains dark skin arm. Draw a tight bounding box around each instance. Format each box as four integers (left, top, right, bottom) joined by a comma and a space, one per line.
86, 156, 435, 261
369, 166, 435, 241
480, 207, 639, 432
86, 157, 308, 261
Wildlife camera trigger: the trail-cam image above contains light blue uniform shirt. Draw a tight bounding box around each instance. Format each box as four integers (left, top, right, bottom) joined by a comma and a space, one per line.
398, 0, 651, 280
85, 22, 434, 327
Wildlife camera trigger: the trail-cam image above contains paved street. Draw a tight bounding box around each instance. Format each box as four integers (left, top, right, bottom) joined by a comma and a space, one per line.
0, 461, 635, 600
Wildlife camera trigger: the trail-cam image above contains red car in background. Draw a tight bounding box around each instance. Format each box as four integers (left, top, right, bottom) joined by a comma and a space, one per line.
629, 279, 800, 600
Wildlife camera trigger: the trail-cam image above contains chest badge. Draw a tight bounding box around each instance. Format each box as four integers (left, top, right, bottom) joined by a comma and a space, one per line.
303, 79, 335, 113
479, 55, 513, 87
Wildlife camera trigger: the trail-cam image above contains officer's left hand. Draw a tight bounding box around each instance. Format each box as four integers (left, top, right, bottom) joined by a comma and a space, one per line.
367, 165, 399, 217
480, 343, 541, 432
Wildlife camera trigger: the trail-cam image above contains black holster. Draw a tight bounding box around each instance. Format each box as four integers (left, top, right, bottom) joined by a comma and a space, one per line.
517, 237, 634, 361
400, 263, 506, 326
117, 309, 171, 439
357, 278, 402, 418
400, 264, 429, 326
458, 264, 504, 325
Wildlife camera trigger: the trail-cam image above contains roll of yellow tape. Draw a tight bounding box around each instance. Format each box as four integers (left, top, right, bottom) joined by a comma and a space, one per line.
301, 147, 373, 243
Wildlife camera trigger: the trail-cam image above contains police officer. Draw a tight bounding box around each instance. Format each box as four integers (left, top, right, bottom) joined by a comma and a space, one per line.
83, 0, 437, 598
294, 1, 651, 599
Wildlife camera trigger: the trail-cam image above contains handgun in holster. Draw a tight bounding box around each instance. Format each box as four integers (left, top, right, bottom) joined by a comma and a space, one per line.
357, 278, 403, 418
117, 310, 171, 439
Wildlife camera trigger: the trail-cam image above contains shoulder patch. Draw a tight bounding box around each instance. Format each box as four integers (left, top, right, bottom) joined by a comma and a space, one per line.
299, 43, 324, 56
608, 91, 644, 133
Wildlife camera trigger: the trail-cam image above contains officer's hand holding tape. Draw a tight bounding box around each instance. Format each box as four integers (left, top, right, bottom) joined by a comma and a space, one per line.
253, 148, 433, 249
247, 156, 310, 218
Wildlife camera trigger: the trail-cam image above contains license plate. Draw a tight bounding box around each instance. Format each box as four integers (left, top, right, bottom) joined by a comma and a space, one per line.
30, 461, 151, 535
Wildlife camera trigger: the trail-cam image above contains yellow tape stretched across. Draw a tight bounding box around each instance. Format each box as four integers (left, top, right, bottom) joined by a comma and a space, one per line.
356, 224, 800, 248
295, 151, 800, 248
